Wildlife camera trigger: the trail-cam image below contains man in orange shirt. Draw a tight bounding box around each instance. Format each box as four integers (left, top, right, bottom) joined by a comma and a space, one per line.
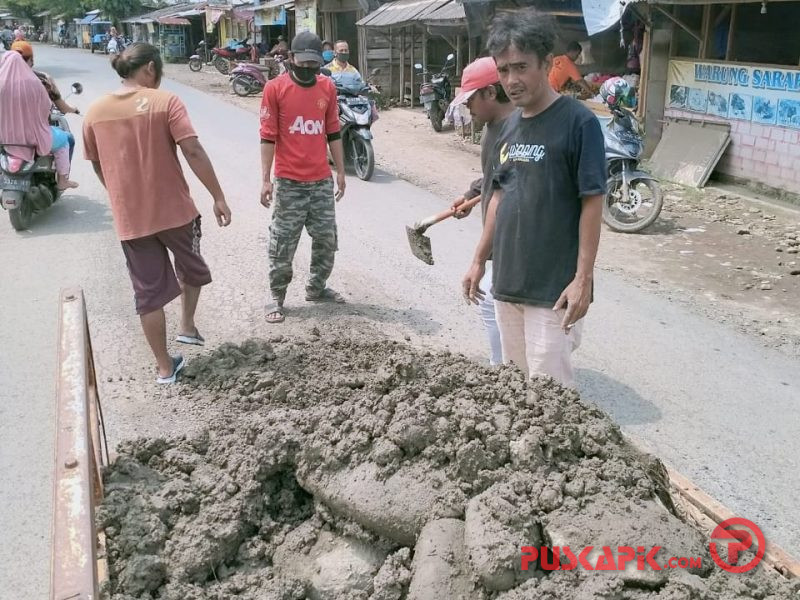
548, 41, 592, 96
83, 43, 232, 383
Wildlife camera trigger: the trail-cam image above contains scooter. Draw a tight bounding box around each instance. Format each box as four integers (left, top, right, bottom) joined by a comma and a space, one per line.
415, 53, 454, 132
601, 104, 663, 233
327, 69, 379, 181
230, 62, 270, 96
189, 40, 209, 72
211, 39, 253, 75
1, 83, 83, 231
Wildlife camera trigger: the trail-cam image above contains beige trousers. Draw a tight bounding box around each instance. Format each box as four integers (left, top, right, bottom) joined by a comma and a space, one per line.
494, 300, 583, 388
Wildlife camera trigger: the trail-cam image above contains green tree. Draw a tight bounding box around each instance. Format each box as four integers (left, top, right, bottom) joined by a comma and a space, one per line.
5, 0, 39, 20
93, 0, 145, 22
12, 0, 89, 20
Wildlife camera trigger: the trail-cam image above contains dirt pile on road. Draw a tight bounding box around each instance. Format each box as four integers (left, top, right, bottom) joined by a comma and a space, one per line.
99, 332, 799, 600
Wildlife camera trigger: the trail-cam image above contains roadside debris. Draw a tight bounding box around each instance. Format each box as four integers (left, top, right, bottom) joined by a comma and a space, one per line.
99, 334, 800, 600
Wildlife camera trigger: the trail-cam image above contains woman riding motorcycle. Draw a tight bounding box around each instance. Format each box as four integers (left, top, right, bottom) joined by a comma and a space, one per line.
0, 48, 77, 190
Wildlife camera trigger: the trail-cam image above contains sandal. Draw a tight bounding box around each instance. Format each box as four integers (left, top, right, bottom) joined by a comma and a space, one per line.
266, 303, 285, 324
156, 355, 186, 384
306, 288, 346, 304
176, 329, 205, 346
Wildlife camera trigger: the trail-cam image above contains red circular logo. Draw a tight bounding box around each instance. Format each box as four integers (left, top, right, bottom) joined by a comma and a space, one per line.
709, 518, 765, 573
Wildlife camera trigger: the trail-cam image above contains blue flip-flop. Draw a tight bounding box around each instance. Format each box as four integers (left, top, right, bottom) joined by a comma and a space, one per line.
156, 355, 186, 384
176, 330, 205, 346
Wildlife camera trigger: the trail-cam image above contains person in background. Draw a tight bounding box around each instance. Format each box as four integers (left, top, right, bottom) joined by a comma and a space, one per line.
462, 10, 606, 389
325, 40, 359, 76
260, 31, 347, 324
11, 42, 79, 163
269, 35, 288, 57
322, 40, 335, 65
2, 25, 13, 49
548, 41, 592, 96
0, 52, 77, 190
450, 56, 515, 367
83, 43, 232, 383
107, 26, 123, 54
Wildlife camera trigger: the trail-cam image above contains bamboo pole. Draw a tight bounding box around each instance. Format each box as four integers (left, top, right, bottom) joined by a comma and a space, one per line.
410, 26, 415, 107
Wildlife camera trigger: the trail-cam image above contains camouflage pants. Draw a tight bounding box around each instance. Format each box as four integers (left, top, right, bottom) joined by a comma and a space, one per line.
268, 177, 337, 303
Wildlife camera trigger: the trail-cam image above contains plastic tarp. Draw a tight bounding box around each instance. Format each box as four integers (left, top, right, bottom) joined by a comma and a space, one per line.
330, 71, 367, 96
581, 0, 624, 35
78, 14, 99, 25
207, 7, 226, 23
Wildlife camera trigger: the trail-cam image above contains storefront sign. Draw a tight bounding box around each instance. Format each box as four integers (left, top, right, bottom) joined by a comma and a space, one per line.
667, 59, 800, 128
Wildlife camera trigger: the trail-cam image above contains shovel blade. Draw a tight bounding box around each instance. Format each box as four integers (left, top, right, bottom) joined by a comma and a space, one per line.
406, 225, 434, 265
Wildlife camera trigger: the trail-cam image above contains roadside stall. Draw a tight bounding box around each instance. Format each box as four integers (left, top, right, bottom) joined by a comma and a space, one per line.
457, 0, 649, 116
642, 0, 800, 194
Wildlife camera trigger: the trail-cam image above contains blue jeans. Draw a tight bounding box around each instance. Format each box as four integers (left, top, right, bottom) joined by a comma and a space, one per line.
67, 133, 75, 162
478, 262, 503, 366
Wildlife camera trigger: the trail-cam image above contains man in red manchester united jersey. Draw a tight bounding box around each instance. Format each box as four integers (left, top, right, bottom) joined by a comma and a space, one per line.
260, 31, 346, 324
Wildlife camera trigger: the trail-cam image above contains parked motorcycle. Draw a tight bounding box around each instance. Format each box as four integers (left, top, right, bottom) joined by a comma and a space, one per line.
230, 62, 269, 96
230, 56, 288, 96
414, 53, 454, 132
189, 40, 209, 72
599, 78, 663, 233
1, 83, 83, 231
211, 39, 253, 75
327, 69, 378, 181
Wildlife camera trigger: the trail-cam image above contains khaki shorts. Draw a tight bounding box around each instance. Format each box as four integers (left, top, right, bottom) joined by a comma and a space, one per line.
120, 217, 212, 315
495, 300, 584, 388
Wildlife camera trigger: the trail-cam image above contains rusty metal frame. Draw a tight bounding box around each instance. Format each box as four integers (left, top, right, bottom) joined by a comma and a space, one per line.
51, 288, 109, 600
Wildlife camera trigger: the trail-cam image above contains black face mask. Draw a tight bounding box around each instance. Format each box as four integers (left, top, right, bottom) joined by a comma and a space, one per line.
290, 63, 319, 86
336, 52, 350, 63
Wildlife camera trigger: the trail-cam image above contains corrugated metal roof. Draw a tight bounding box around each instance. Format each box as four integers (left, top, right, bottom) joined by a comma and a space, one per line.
122, 2, 205, 23
356, 0, 452, 27
255, 0, 294, 10
423, 0, 464, 21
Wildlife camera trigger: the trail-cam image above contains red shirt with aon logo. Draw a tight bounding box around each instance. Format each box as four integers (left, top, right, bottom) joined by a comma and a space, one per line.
259, 72, 341, 182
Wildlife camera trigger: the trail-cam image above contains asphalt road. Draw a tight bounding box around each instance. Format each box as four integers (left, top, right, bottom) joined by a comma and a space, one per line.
1, 46, 797, 599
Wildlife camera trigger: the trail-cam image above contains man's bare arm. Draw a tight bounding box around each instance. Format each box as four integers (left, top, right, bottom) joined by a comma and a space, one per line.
463, 189, 502, 303
554, 194, 603, 329
178, 137, 231, 226
261, 140, 276, 179
575, 194, 603, 281
260, 141, 276, 207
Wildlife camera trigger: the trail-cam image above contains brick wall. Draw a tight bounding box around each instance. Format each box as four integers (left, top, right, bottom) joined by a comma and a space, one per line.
664, 109, 800, 194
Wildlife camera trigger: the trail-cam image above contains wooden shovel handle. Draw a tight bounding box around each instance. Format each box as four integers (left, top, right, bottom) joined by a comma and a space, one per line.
416, 195, 482, 230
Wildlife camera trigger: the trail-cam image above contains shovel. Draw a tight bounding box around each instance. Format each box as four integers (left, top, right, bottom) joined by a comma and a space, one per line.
406, 196, 482, 265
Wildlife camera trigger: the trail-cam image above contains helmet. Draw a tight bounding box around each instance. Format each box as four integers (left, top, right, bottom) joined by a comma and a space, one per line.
600, 77, 631, 108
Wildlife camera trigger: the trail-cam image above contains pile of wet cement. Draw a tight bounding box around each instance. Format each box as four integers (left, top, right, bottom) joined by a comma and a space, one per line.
100, 332, 799, 600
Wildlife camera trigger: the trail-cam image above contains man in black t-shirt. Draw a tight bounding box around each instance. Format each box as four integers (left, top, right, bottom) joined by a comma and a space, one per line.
462, 10, 606, 388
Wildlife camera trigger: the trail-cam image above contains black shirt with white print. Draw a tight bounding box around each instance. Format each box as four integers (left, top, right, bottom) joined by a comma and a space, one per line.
491, 96, 607, 307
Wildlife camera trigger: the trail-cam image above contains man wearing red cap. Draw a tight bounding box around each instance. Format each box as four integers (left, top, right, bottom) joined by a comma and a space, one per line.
450, 57, 515, 366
